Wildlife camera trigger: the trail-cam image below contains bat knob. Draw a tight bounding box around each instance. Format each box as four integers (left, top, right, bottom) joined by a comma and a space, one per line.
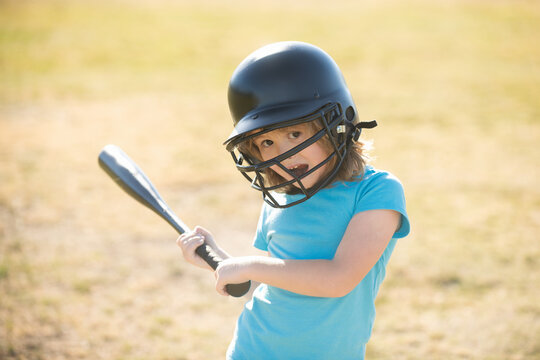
226, 280, 251, 297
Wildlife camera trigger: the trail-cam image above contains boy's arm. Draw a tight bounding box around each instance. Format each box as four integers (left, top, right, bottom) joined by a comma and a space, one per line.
215, 209, 400, 298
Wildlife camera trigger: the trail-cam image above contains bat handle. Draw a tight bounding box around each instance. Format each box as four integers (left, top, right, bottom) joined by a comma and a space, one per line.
195, 244, 251, 298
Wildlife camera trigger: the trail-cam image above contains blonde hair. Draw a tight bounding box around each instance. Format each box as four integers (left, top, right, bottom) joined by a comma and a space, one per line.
238, 119, 371, 194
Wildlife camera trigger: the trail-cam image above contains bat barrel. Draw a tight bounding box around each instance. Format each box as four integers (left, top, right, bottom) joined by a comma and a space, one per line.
98, 144, 250, 297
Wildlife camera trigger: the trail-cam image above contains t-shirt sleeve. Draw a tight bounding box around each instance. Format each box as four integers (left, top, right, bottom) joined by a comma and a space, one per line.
253, 204, 269, 251
354, 171, 410, 239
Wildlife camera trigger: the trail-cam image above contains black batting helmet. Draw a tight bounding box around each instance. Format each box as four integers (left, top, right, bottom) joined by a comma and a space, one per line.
224, 41, 376, 208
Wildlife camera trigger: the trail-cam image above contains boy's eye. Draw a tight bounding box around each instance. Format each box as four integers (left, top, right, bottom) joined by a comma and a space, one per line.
260, 139, 273, 148
289, 131, 301, 139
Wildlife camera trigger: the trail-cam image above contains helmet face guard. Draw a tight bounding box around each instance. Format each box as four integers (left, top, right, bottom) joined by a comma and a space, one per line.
228, 103, 350, 208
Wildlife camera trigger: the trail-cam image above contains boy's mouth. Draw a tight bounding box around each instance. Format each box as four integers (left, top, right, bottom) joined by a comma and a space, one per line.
288, 164, 309, 178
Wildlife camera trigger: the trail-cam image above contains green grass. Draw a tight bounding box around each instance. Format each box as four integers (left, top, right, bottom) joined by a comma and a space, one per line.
1, 0, 539, 359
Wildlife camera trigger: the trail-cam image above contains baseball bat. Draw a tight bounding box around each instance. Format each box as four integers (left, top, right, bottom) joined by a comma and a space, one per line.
98, 144, 251, 297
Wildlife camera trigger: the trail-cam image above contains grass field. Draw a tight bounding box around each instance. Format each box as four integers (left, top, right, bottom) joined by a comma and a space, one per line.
1, 0, 539, 359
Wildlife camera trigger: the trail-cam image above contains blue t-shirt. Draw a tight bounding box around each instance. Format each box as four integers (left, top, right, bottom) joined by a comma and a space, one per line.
226, 166, 410, 360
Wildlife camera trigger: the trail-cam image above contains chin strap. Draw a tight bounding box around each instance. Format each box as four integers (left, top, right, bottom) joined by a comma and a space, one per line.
352, 120, 378, 141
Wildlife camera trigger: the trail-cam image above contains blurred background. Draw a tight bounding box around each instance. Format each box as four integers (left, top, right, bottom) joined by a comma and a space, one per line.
1, 0, 538, 359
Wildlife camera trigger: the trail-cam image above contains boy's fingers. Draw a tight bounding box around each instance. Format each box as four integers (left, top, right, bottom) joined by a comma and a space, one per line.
177, 233, 203, 246
191, 237, 205, 251
184, 237, 204, 255
215, 278, 229, 297
194, 226, 213, 239
177, 234, 204, 260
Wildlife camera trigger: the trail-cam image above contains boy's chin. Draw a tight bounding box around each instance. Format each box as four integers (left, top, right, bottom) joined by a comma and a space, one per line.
282, 177, 322, 194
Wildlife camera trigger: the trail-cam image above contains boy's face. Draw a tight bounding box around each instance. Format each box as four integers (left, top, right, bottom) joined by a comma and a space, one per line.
252, 123, 331, 190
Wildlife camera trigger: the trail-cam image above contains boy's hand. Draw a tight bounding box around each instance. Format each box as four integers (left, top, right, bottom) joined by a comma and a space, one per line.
215, 257, 253, 296
176, 226, 226, 271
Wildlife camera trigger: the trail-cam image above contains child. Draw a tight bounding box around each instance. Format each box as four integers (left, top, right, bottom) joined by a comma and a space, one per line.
177, 41, 410, 360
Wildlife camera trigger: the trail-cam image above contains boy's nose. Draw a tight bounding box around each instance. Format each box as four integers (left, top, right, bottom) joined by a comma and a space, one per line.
277, 140, 295, 157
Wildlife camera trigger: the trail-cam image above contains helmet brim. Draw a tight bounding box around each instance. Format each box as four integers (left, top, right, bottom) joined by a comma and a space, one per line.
224, 99, 330, 150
